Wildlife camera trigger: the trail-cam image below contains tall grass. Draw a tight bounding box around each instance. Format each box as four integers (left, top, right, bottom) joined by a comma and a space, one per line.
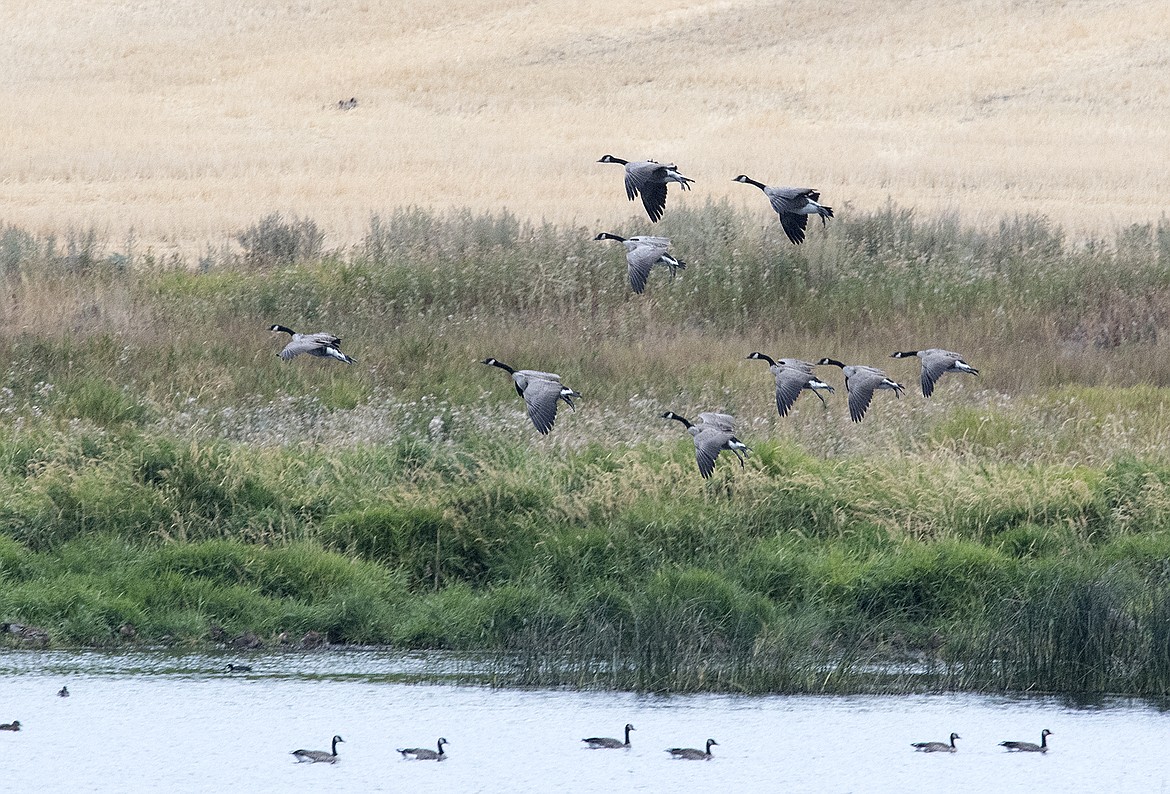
2, 206, 1170, 694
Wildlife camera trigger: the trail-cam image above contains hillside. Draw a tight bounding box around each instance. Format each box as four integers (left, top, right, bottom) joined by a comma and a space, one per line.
2, 0, 1167, 255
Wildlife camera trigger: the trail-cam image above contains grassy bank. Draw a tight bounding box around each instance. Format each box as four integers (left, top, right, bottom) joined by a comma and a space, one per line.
2, 205, 1170, 694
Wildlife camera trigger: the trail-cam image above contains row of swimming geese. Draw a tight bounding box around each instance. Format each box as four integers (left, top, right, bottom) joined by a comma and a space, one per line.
0, 684, 1054, 759
272, 327, 978, 480
587, 725, 1056, 757
293, 735, 447, 764
287, 732, 711, 764
913, 729, 1055, 754
582, 724, 718, 759
283, 724, 1055, 764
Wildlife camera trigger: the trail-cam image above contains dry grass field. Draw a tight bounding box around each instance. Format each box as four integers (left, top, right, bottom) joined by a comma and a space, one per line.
2, 0, 1167, 255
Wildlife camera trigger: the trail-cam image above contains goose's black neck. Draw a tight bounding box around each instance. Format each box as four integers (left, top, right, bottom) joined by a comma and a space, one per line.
663, 411, 693, 428
734, 175, 766, 190
595, 232, 626, 242
483, 358, 515, 374
270, 324, 295, 335
817, 358, 846, 368
598, 155, 629, 165
747, 352, 776, 366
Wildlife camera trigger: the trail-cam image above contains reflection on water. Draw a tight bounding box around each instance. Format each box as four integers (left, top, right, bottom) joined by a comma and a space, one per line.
2, 649, 1168, 793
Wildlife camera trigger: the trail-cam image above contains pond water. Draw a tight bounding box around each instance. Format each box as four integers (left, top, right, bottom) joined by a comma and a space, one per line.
2, 649, 1168, 793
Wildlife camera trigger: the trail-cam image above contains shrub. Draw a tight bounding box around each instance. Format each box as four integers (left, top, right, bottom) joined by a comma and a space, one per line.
851, 540, 1013, 621
236, 213, 324, 268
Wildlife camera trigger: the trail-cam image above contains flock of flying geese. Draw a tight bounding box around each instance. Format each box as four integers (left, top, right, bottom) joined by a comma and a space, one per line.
268, 154, 981, 479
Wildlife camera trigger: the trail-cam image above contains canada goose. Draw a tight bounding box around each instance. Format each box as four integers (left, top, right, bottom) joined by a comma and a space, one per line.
583, 723, 635, 749
1000, 729, 1052, 753
397, 737, 448, 760
732, 175, 833, 244
269, 324, 356, 364
667, 739, 717, 760
890, 349, 979, 397
594, 233, 687, 293
662, 411, 751, 479
746, 352, 835, 416
482, 358, 580, 435
291, 735, 344, 763
57, 686, 69, 698
225, 663, 252, 673
598, 155, 694, 223
912, 732, 960, 753
0, 721, 20, 731
816, 359, 905, 422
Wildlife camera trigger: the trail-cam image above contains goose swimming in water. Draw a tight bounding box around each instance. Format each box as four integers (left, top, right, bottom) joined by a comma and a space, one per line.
1000, 729, 1052, 753
57, 686, 69, 698
912, 732, 960, 753
0, 721, 21, 731
397, 737, 448, 760
291, 735, 344, 763
583, 723, 635, 749
667, 738, 717, 760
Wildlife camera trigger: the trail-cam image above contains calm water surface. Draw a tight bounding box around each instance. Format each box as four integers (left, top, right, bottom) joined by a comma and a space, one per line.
2, 649, 1167, 793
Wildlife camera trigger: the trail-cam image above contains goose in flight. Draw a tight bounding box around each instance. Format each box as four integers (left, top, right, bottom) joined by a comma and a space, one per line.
598, 155, 694, 222
890, 349, 979, 397
746, 352, 835, 416
733, 174, 833, 244
662, 412, 750, 478
482, 358, 581, 435
269, 325, 356, 364
816, 359, 905, 422
594, 233, 686, 293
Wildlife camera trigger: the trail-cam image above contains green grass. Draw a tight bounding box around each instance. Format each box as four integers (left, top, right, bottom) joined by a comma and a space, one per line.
1, 206, 1170, 693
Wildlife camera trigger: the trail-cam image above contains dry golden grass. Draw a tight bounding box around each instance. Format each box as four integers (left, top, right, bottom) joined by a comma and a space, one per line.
3, 0, 1168, 255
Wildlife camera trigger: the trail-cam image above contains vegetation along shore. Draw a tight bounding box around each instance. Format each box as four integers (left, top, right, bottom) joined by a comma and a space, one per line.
2, 204, 1170, 695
